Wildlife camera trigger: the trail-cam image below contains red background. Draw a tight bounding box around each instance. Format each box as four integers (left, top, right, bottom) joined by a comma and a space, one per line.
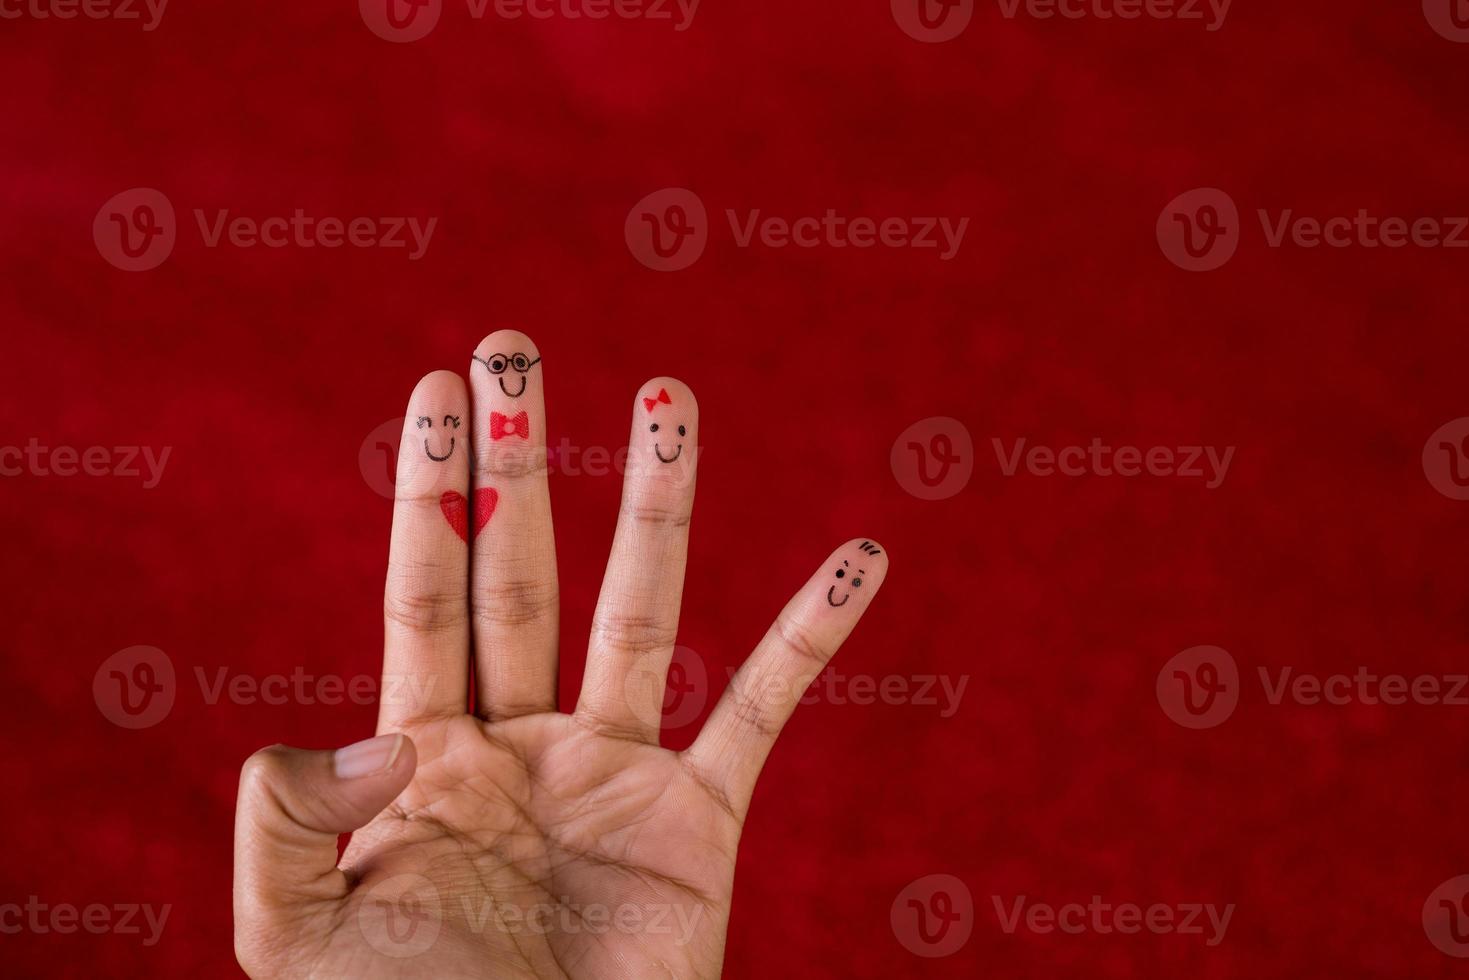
4, 0, 1469, 976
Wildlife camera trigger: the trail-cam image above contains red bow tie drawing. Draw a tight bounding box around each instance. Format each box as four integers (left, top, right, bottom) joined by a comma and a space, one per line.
643, 387, 672, 413
490, 410, 530, 441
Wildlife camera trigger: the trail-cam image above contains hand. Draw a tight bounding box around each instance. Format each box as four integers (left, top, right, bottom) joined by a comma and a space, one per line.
232, 330, 889, 978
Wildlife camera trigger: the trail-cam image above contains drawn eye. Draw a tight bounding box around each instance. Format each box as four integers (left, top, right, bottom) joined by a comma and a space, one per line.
512, 354, 529, 371
445, 416, 461, 428
852, 578, 862, 587
835, 569, 845, 579
650, 423, 660, 433
678, 425, 686, 437
489, 356, 508, 373
417, 417, 432, 428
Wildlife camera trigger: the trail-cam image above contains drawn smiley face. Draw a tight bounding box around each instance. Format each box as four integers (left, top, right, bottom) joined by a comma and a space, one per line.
641, 386, 691, 465
827, 541, 883, 606
473, 351, 541, 398
650, 419, 687, 464
827, 560, 866, 606
418, 415, 461, 462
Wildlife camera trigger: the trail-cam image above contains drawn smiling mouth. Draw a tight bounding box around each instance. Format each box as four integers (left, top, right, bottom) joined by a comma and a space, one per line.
655, 443, 683, 463
499, 376, 527, 398
826, 586, 849, 607
425, 438, 455, 462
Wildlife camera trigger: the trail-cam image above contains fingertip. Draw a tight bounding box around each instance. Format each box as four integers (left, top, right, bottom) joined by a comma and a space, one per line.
630, 378, 699, 483
333, 732, 414, 780
819, 538, 890, 604
473, 329, 541, 362
409, 369, 468, 405
636, 377, 697, 416
470, 331, 545, 411
388, 732, 417, 776
398, 374, 468, 495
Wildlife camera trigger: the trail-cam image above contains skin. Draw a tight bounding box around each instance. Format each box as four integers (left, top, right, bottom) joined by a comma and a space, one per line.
233, 330, 889, 979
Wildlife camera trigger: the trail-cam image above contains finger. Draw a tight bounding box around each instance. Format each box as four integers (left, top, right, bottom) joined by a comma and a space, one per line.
684, 538, 889, 816
233, 734, 416, 970
379, 371, 471, 730
575, 378, 699, 741
468, 330, 559, 720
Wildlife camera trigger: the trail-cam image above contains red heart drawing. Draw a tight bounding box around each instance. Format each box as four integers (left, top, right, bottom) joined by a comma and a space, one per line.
439, 488, 498, 542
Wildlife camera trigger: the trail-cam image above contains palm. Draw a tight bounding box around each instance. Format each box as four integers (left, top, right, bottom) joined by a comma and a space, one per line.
337, 714, 737, 978
233, 335, 887, 979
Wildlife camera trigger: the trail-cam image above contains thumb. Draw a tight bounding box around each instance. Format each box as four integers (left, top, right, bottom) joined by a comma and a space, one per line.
233, 734, 415, 922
